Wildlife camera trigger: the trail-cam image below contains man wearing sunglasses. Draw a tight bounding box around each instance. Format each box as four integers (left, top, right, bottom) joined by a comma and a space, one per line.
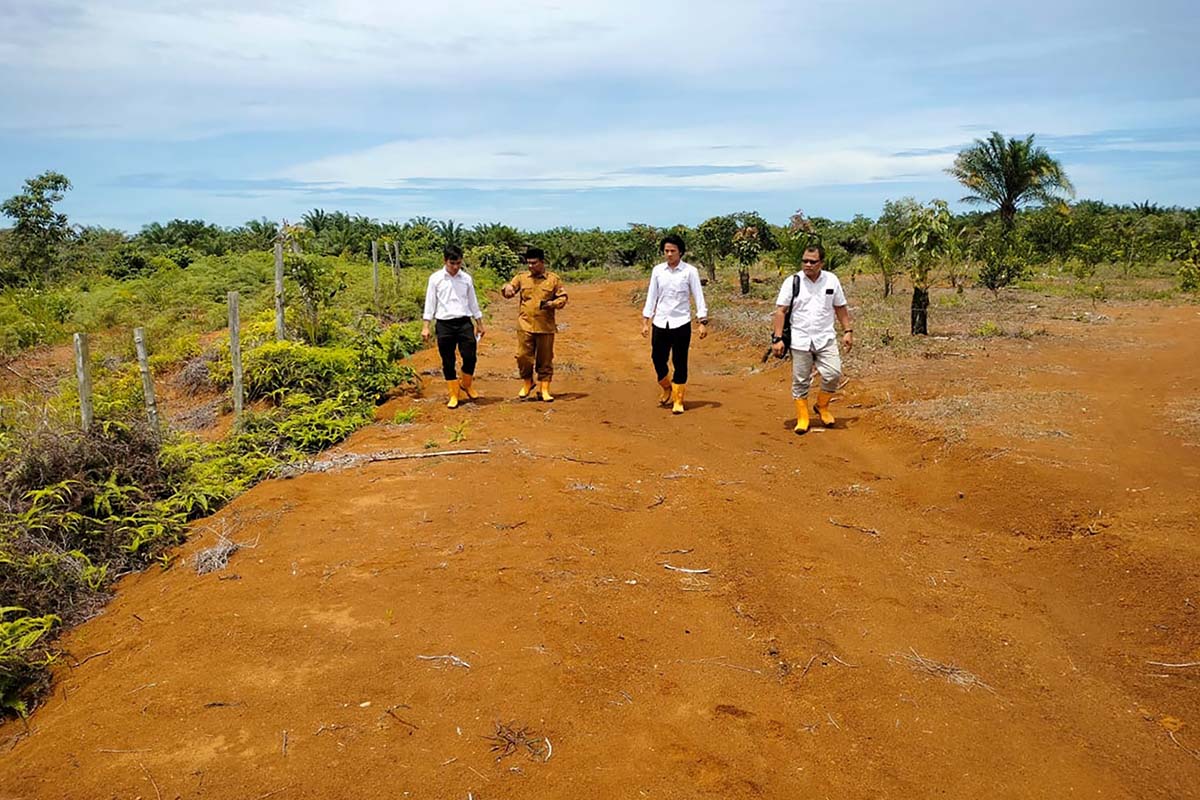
770, 244, 854, 434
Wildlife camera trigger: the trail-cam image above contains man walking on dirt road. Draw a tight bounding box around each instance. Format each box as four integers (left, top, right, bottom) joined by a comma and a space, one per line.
500, 247, 569, 402
641, 234, 709, 414
422, 244, 486, 409
770, 243, 854, 434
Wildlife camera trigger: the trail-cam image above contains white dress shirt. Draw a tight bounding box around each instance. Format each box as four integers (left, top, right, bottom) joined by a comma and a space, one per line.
642, 261, 708, 329
423, 268, 483, 321
775, 270, 847, 350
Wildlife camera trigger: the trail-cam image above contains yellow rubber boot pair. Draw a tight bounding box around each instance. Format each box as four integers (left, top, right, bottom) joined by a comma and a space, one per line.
459, 374, 479, 401
518, 378, 534, 399
539, 381, 555, 402
814, 390, 836, 427
657, 377, 673, 406
794, 398, 810, 434
445, 380, 461, 409
671, 384, 686, 414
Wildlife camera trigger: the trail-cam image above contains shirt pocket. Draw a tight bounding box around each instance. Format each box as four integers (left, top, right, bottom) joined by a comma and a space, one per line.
665, 281, 689, 302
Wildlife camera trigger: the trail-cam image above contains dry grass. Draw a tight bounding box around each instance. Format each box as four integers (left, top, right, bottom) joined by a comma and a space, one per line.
894, 389, 1081, 446
194, 536, 239, 575
901, 649, 994, 692
1168, 398, 1200, 439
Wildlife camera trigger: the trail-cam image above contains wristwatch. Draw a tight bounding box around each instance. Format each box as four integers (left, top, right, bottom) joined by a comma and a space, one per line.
771, 334, 783, 343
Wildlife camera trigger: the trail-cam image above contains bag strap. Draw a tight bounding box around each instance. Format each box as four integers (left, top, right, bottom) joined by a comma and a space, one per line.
787, 274, 800, 315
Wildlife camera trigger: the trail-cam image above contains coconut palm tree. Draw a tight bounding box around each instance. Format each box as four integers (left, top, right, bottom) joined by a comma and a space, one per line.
946, 132, 1074, 229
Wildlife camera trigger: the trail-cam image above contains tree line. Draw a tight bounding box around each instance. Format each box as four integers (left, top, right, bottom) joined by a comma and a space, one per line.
4, 132, 1199, 316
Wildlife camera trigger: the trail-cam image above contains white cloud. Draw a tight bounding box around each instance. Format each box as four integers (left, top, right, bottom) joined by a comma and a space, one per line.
278, 124, 956, 192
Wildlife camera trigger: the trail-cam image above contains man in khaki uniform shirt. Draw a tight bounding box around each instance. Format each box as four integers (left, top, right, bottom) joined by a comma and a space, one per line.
500, 247, 568, 401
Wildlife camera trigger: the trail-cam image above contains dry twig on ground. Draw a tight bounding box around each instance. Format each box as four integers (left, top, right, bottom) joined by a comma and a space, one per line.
828, 518, 880, 537
417, 653, 471, 669
195, 536, 240, 575
662, 563, 710, 574
483, 721, 550, 762
278, 449, 490, 477
903, 649, 994, 692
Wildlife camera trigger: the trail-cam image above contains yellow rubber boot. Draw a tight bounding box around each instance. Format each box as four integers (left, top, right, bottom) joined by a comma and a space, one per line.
518, 378, 534, 398
445, 380, 461, 409
539, 381, 555, 402
794, 398, 810, 435
671, 383, 686, 414
657, 377, 672, 406
459, 373, 479, 400
814, 390, 836, 427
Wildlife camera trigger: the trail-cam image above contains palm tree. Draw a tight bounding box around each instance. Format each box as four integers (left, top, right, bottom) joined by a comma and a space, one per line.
434, 219, 464, 247
301, 208, 329, 237
946, 132, 1074, 229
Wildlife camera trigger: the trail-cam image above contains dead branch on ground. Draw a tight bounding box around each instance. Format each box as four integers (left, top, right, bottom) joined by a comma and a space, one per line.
828, 518, 881, 537
278, 449, 490, 477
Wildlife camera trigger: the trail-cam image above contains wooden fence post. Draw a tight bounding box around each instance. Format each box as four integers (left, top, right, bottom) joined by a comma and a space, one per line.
228, 291, 244, 419
132, 327, 160, 435
274, 240, 286, 340
73, 332, 93, 433
371, 239, 380, 309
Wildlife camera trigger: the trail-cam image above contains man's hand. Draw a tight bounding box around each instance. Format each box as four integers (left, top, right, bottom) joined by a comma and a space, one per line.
475, 323, 486, 340
421, 322, 431, 342
698, 321, 708, 340
843, 331, 854, 352
640, 319, 650, 338
772, 341, 785, 357
501, 284, 515, 299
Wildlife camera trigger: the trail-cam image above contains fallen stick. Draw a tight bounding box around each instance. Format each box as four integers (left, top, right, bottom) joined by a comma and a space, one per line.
828, 517, 880, 537
1147, 660, 1200, 668
279, 449, 490, 477
1169, 730, 1200, 761
69, 649, 111, 668
138, 763, 163, 800
662, 563, 710, 574
417, 653, 472, 669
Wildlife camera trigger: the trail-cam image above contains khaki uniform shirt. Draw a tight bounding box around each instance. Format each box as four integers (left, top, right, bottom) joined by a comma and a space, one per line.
511, 271, 568, 333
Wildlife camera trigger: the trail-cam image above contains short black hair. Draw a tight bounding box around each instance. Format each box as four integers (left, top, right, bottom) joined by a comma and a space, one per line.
660, 233, 686, 255
525, 246, 546, 261
443, 244, 463, 261
803, 243, 826, 261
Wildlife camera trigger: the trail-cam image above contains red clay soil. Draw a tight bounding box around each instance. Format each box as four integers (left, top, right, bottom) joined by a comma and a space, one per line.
2, 282, 1199, 799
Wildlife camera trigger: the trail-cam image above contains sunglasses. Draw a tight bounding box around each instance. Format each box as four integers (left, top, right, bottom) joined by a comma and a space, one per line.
801, 258, 821, 265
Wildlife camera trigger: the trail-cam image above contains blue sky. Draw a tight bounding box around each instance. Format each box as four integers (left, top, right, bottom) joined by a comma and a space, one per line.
2, 0, 1198, 232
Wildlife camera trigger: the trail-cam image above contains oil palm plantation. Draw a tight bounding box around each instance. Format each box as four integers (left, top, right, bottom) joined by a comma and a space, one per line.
946, 132, 1074, 229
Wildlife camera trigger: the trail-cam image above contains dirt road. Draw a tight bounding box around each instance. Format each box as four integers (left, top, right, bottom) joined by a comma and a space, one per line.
3, 281, 1199, 799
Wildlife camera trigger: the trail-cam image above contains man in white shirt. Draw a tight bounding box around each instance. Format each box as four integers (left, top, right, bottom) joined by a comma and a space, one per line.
640, 234, 708, 414
770, 244, 854, 434
421, 244, 486, 408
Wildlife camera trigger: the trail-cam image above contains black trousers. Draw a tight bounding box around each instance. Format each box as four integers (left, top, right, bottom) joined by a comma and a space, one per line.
651, 322, 691, 384
435, 317, 477, 380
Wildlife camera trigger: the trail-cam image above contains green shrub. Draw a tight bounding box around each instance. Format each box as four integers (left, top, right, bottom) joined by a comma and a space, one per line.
466, 244, 522, 282
103, 244, 153, 280
0, 608, 58, 718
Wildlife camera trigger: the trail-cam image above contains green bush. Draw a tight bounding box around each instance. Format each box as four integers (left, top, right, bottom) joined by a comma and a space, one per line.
466, 243, 522, 282
0, 608, 58, 718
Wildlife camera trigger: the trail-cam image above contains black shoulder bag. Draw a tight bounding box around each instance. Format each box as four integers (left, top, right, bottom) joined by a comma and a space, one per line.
763, 274, 801, 362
